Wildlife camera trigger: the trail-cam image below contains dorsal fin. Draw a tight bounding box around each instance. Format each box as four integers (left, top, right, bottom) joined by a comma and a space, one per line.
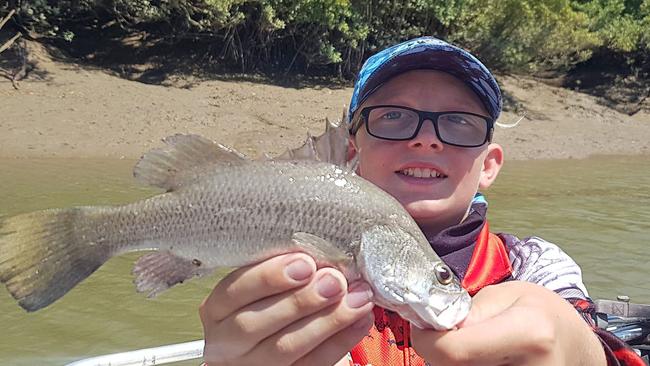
134, 134, 248, 191
277, 110, 351, 168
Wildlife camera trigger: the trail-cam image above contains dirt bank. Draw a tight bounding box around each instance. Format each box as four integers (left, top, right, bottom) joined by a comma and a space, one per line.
1, 41, 649, 160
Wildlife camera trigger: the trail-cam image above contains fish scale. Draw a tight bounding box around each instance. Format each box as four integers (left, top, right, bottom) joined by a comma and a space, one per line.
0, 124, 471, 330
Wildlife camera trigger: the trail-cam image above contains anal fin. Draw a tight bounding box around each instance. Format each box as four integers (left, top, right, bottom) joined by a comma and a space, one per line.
132, 251, 211, 297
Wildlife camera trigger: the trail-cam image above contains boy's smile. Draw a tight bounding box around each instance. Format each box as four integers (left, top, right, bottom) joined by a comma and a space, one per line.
397, 164, 446, 180
350, 70, 503, 235
396, 162, 447, 184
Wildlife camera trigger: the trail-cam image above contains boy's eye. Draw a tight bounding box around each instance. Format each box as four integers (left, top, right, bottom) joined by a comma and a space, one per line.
445, 115, 469, 124
381, 111, 403, 120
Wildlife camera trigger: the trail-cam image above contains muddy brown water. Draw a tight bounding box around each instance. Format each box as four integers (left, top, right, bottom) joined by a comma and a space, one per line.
0, 156, 648, 365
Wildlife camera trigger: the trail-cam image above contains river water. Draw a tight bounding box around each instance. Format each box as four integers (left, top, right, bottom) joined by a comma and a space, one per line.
0, 155, 648, 365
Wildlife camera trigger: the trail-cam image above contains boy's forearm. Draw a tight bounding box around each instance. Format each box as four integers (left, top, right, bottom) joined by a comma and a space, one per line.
572, 318, 607, 366
566, 297, 648, 366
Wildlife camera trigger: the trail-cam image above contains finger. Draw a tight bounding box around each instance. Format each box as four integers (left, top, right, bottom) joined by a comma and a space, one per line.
243, 281, 375, 365
458, 283, 519, 327
209, 268, 349, 358
199, 253, 316, 323
294, 310, 374, 366
450, 287, 585, 362
412, 283, 566, 365
412, 305, 536, 365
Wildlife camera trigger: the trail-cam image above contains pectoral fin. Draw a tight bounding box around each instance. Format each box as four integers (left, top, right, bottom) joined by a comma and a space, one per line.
132, 251, 212, 297
292, 232, 354, 268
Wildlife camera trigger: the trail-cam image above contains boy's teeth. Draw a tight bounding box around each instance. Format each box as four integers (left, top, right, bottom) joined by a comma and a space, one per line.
400, 168, 442, 178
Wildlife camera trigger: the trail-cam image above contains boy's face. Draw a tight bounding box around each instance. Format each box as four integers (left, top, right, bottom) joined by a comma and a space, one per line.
350, 70, 503, 234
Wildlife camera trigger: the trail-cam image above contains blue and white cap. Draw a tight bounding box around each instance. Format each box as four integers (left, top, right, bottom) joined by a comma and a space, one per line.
348, 36, 502, 124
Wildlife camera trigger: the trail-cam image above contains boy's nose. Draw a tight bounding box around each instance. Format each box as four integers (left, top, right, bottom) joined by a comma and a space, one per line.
408, 119, 443, 151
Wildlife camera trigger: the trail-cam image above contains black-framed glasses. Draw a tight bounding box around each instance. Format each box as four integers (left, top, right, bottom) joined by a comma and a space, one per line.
351, 105, 494, 148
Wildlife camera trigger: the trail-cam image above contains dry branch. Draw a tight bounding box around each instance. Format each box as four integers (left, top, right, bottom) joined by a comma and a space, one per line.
0, 32, 21, 54
1, 9, 21, 55
0, 9, 16, 30
0, 9, 25, 89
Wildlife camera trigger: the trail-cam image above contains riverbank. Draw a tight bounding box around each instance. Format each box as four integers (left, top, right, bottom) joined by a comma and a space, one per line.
1, 41, 649, 160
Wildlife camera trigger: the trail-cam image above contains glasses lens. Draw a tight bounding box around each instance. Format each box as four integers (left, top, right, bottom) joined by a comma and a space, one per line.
366, 107, 419, 139
437, 113, 489, 146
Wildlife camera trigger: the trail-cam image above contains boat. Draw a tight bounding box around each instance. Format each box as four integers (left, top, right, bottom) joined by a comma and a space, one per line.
64, 297, 650, 366
595, 297, 650, 364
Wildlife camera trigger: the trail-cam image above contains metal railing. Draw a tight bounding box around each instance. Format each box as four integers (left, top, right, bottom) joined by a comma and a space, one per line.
65, 340, 204, 366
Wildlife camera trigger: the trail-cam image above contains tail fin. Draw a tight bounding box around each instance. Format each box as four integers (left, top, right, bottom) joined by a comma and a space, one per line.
0, 208, 112, 311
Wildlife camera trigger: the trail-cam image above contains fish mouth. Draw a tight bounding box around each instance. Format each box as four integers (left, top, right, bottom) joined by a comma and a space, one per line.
434, 291, 472, 329
409, 290, 472, 330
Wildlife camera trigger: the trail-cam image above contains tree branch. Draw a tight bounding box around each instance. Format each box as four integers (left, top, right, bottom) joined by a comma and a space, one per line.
0, 9, 16, 30
0, 32, 21, 54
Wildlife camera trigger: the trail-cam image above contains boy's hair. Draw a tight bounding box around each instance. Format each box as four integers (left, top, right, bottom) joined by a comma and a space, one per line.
348, 36, 502, 124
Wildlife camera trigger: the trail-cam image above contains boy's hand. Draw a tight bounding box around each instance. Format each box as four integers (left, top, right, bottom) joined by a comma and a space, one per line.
199, 253, 374, 366
411, 281, 606, 366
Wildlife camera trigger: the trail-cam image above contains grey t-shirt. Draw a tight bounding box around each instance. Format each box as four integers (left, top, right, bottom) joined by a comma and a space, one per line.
502, 233, 589, 299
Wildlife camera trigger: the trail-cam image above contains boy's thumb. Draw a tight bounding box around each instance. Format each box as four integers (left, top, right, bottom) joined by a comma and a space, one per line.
457, 284, 519, 328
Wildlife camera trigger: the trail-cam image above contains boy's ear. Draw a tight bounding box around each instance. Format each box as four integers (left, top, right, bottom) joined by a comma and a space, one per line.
347, 136, 358, 162
478, 143, 504, 189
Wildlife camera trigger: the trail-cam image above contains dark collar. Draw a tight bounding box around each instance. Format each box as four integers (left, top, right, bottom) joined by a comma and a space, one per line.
430, 202, 487, 280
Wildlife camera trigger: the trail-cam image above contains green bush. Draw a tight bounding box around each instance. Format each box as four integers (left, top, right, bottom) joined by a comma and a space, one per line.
575, 0, 650, 52
1, 0, 647, 76
442, 0, 600, 71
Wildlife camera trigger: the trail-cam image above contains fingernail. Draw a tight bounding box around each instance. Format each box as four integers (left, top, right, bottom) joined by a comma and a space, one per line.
316, 273, 344, 298
285, 258, 314, 281
346, 282, 373, 308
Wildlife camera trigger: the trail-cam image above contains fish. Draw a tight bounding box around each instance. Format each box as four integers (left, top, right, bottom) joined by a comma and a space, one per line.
0, 118, 471, 330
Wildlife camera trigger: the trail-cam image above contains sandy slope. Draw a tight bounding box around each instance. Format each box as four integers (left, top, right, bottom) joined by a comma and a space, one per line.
1, 42, 649, 160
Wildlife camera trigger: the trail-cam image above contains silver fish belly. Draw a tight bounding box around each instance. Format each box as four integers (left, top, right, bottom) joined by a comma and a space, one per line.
0, 130, 470, 329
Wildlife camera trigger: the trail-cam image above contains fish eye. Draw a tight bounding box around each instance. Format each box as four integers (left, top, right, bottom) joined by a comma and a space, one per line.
434, 263, 453, 285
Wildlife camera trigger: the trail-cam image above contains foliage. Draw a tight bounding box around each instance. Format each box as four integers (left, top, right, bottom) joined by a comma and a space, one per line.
1, 0, 648, 76
442, 0, 599, 71
575, 0, 650, 52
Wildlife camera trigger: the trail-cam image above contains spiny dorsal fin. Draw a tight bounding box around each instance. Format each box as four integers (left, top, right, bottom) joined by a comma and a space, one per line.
134, 134, 248, 191
277, 110, 351, 168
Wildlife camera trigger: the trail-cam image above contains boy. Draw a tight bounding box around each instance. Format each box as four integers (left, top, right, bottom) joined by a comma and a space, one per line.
198, 37, 643, 365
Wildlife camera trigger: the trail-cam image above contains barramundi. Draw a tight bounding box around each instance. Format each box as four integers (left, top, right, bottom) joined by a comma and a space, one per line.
0, 119, 470, 330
